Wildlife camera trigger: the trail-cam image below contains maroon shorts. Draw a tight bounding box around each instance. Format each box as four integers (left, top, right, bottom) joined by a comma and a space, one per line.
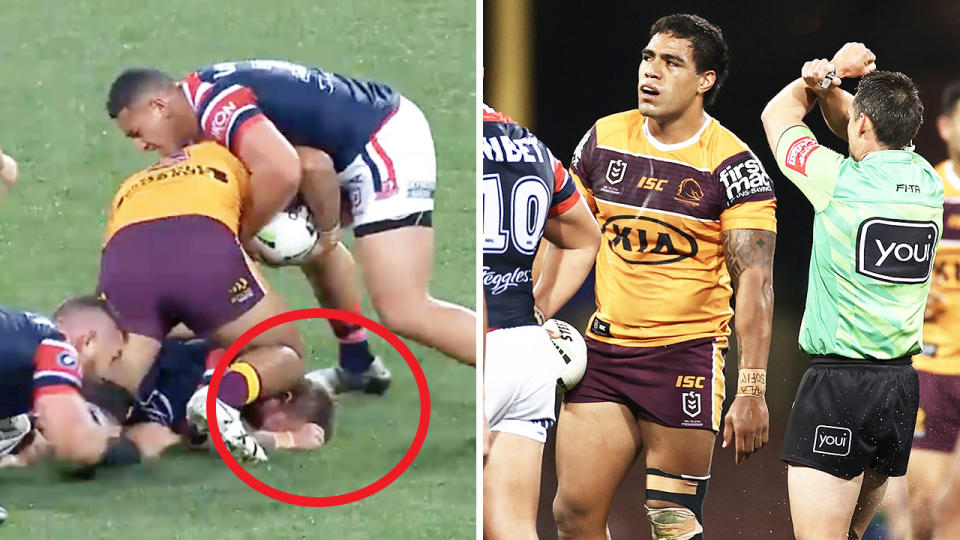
912, 368, 960, 452
98, 215, 265, 339
564, 336, 727, 431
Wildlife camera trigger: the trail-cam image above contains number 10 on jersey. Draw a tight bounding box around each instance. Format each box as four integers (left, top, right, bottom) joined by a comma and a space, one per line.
482, 173, 550, 255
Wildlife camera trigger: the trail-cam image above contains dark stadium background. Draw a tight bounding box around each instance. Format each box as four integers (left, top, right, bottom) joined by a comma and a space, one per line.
484, 0, 960, 537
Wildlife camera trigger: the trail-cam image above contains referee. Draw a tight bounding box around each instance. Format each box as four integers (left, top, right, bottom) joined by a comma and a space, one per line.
761, 42, 943, 539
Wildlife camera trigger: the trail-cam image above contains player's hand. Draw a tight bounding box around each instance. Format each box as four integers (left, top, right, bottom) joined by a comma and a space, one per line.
311, 223, 342, 259
722, 395, 769, 465
830, 42, 877, 79
802, 59, 840, 92
292, 423, 325, 450
242, 236, 281, 268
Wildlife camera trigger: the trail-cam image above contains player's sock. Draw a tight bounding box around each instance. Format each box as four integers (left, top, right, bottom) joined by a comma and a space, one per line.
217, 361, 262, 409
329, 304, 374, 375
201, 348, 226, 385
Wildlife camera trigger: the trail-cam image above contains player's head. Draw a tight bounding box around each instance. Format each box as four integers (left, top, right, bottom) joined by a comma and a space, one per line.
638, 14, 729, 119
107, 68, 198, 157
246, 380, 338, 440
848, 71, 923, 160
52, 295, 126, 378
937, 81, 960, 159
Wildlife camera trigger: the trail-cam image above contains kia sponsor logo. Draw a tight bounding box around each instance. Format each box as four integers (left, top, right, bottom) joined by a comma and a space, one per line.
483, 265, 532, 295
856, 218, 939, 283
813, 425, 852, 456
601, 215, 698, 265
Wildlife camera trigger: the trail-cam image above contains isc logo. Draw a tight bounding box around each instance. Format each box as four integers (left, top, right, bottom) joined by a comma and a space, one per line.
637, 177, 668, 191
675, 375, 705, 388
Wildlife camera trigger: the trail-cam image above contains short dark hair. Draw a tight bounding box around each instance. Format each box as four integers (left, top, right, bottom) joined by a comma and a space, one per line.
53, 294, 121, 327
941, 81, 960, 118
853, 71, 924, 150
106, 68, 174, 119
649, 14, 730, 107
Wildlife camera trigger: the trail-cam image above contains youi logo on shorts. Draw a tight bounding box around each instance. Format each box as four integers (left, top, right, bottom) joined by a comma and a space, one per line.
813, 425, 852, 456
856, 218, 939, 283
482, 266, 532, 295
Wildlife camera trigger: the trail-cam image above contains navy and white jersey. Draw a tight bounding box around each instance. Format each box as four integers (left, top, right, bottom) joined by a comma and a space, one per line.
182, 60, 401, 171
0, 307, 82, 418
482, 105, 581, 329
129, 339, 210, 434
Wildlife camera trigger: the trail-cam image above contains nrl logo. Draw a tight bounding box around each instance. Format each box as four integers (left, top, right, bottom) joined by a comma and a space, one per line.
605, 159, 627, 185
682, 390, 701, 418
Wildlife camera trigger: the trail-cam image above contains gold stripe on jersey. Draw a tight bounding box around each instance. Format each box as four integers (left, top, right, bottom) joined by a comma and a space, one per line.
571, 110, 776, 348
916, 159, 960, 374
711, 339, 725, 431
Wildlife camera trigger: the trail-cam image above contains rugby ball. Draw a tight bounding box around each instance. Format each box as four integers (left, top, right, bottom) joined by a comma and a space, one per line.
253, 204, 319, 266
544, 319, 588, 392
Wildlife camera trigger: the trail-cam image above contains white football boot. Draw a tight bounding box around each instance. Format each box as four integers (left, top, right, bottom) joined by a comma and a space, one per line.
0, 414, 31, 458
186, 386, 267, 463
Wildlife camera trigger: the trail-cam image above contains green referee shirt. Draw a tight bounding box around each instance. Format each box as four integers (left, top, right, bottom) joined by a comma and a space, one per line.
775, 125, 943, 359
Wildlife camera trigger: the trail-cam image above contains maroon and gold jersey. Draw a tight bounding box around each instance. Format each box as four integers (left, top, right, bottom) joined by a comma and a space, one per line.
105, 142, 250, 244
571, 110, 777, 348
916, 160, 960, 374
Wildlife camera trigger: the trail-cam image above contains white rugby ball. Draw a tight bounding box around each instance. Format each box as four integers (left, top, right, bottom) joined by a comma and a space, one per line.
253, 204, 319, 266
544, 319, 587, 392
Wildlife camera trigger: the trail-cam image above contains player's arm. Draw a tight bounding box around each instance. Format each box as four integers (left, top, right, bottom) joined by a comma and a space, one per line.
720, 227, 775, 465
295, 146, 341, 255
235, 121, 302, 243
123, 422, 182, 459
533, 158, 601, 320
253, 423, 325, 452
197, 85, 301, 244
34, 392, 108, 465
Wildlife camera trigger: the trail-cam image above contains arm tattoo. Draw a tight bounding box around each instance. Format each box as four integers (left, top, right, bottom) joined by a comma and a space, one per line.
722, 229, 776, 289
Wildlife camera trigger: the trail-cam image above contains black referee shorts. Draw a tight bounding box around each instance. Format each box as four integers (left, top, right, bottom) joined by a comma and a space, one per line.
781, 355, 919, 479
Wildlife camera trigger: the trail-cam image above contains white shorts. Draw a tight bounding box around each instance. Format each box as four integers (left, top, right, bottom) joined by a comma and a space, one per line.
339, 96, 437, 235
484, 325, 559, 443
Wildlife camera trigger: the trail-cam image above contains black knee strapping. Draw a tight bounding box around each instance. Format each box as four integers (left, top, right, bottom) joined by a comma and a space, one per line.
645, 467, 710, 523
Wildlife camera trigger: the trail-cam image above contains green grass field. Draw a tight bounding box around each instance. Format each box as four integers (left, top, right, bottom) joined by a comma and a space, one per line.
0, 0, 476, 538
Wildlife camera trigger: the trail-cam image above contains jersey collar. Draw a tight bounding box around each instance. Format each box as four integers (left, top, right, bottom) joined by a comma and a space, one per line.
642, 112, 711, 152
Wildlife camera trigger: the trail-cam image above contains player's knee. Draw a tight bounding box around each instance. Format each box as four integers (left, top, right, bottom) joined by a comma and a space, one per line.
645, 468, 709, 540
275, 344, 306, 377
373, 297, 427, 338
552, 493, 595, 536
